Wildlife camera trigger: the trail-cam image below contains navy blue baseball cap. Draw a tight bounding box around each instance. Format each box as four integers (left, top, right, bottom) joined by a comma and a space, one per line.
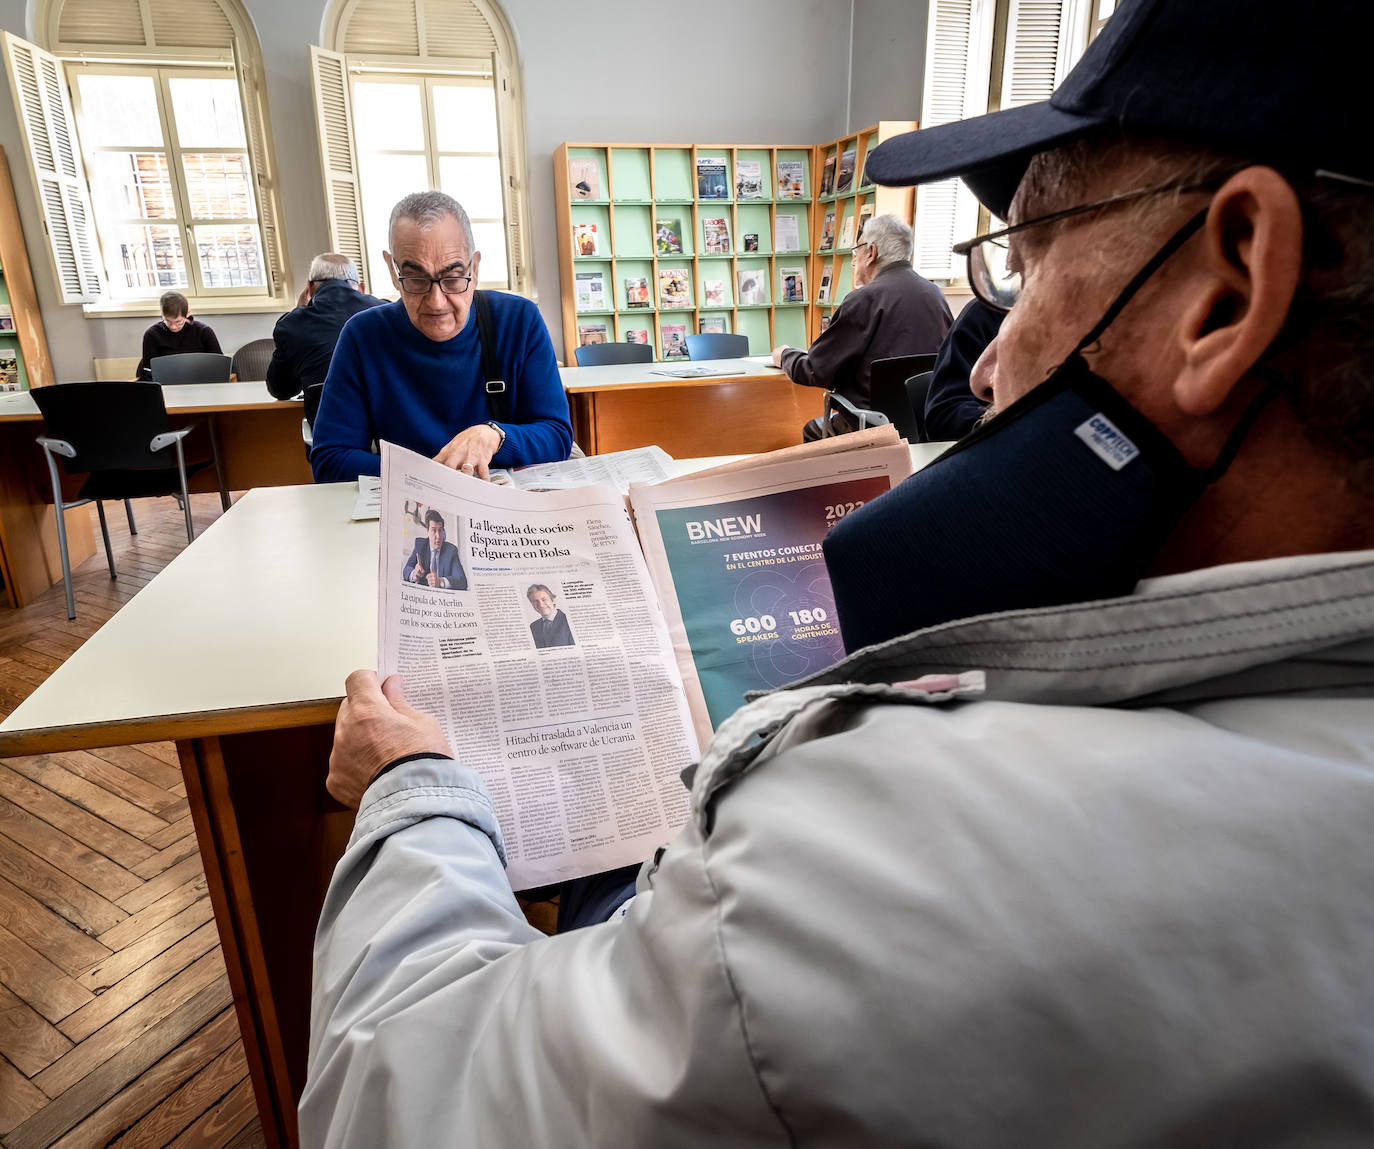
866, 0, 1374, 218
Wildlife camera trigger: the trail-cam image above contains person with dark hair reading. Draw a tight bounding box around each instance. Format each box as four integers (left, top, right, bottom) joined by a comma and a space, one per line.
135, 291, 221, 381
401, 510, 467, 590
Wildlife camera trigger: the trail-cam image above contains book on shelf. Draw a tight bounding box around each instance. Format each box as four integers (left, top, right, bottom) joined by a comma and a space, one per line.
855, 148, 869, 189
703, 279, 726, 307
743, 233, 759, 253
573, 223, 600, 257
857, 202, 875, 239
818, 268, 833, 303
658, 267, 691, 309
698, 315, 727, 335
779, 265, 807, 304
575, 269, 607, 311
661, 323, 688, 359
776, 159, 806, 199
624, 276, 651, 308
696, 154, 729, 199
735, 159, 763, 200
0, 304, 13, 332
819, 314, 832, 333
737, 268, 767, 306
838, 215, 856, 250
836, 147, 856, 194
577, 322, 608, 346
702, 216, 732, 254
820, 154, 836, 196
774, 213, 801, 253
655, 217, 683, 255
819, 211, 836, 251
376, 430, 913, 884
568, 157, 602, 200
625, 328, 651, 345
0, 351, 19, 388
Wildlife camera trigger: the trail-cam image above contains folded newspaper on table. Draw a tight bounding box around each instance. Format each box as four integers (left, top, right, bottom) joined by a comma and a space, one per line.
377, 427, 911, 888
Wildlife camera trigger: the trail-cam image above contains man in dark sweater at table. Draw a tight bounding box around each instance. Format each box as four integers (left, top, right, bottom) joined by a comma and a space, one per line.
266, 253, 385, 428
771, 214, 952, 440
135, 291, 222, 380
310, 191, 572, 483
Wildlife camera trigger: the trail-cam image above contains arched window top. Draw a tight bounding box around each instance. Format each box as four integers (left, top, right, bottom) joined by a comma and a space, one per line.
325, 0, 512, 64
41, 0, 245, 56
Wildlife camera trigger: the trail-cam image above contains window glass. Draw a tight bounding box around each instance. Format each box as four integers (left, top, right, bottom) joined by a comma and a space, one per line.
90, 152, 177, 219
168, 77, 246, 149
438, 155, 502, 219
112, 224, 187, 289
432, 84, 498, 152
194, 224, 265, 287
358, 151, 428, 296
353, 82, 425, 152
181, 153, 256, 218
470, 220, 507, 285
75, 74, 162, 147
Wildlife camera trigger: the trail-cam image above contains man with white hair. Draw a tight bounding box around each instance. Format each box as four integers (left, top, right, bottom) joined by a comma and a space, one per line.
772, 213, 951, 439
266, 253, 384, 427
310, 191, 572, 482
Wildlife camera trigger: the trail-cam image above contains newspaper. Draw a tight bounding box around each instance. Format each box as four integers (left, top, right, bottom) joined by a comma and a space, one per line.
490, 446, 672, 495
378, 443, 700, 889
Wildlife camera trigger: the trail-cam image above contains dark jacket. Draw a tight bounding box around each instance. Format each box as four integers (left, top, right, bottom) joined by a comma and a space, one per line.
530, 610, 574, 649
924, 299, 1002, 441
137, 318, 222, 380
779, 265, 952, 407
266, 279, 386, 421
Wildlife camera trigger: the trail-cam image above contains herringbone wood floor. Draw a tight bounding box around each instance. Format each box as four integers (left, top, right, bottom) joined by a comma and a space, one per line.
0, 493, 264, 1149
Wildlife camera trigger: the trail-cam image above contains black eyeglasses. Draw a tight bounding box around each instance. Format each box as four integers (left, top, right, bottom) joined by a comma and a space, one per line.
396, 273, 474, 296
952, 178, 1223, 312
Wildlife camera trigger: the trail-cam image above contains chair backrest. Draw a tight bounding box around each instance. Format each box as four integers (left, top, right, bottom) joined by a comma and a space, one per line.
867, 354, 938, 439
229, 338, 275, 381
574, 341, 655, 366
685, 332, 750, 360
149, 352, 233, 385
905, 371, 936, 442
32, 382, 172, 471
92, 355, 142, 381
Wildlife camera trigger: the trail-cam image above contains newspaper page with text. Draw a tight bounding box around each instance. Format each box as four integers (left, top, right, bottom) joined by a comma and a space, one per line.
378, 443, 700, 889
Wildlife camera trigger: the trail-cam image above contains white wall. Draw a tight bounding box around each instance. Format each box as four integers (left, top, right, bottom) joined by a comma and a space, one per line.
0, 0, 928, 377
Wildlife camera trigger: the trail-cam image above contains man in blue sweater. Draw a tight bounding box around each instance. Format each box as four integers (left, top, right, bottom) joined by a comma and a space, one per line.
310, 191, 573, 482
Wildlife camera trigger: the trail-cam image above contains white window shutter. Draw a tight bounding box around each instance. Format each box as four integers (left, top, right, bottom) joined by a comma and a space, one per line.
1, 31, 102, 303
235, 42, 286, 297
1001, 0, 1076, 108
309, 45, 367, 280
913, 0, 993, 280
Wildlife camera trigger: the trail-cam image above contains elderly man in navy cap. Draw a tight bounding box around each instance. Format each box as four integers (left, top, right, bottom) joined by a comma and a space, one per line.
304, 3, 1374, 1144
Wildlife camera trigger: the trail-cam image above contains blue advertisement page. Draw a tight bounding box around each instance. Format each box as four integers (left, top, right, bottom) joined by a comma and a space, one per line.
653, 475, 890, 728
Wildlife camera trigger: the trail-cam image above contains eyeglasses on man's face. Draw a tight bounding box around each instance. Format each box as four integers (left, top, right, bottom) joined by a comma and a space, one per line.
396, 272, 474, 296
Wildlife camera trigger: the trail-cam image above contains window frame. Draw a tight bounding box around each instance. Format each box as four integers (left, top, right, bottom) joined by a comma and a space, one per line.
67, 59, 272, 303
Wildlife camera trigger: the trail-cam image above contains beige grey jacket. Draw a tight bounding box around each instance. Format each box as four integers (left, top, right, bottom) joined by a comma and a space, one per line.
302, 549, 1374, 1147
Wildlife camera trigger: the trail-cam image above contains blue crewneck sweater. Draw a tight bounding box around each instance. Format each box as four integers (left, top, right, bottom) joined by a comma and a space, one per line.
310, 293, 573, 482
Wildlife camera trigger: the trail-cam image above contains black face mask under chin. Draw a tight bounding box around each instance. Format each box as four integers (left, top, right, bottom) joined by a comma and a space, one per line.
822, 208, 1281, 655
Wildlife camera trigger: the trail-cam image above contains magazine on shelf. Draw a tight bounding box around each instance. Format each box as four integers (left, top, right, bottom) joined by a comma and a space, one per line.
657, 267, 691, 309
577, 322, 608, 346
568, 157, 602, 200
702, 216, 732, 254
703, 279, 726, 307
573, 223, 600, 257
0, 351, 16, 390
696, 155, 729, 199
736, 268, 767, 306
777, 159, 806, 199
856, 148, 869, 189
818, 268, 833, 303
779, 265, 806, 304
774, 213, 801, 252
624, 276, 650, 308
661, 323, 688, 359
655, 218, 683, 254
625, 328, 651, 345
857, 202, 875, 238
836, 148, 856, 194
735, 159, 763, 199
819, 211, 836, 251
698, 315, 727, 335
575, 270, 607, 311
819, 314, 832, 333
0, 304, 13, 332
743, 233, 759, 252
820, 154, 836, 196
838, 215, 856, 250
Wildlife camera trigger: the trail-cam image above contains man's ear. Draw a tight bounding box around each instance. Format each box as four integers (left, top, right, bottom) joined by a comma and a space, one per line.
383, 251, 401, 292
1173, 167, 1303, 415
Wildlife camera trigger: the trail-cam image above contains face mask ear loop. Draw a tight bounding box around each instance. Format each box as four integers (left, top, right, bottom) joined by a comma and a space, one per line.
1071, 208, 1210, 356
1200, 365, 1286, 482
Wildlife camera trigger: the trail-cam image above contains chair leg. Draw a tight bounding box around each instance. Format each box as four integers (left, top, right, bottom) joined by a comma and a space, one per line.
175, 440, 196, 543
94, 501, 116, 578
41, 451, 76, 620
124, 498, 138, 534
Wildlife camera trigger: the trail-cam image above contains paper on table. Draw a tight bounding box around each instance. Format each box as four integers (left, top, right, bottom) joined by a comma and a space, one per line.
351, 475, 382, 520
490, 446, 673, 495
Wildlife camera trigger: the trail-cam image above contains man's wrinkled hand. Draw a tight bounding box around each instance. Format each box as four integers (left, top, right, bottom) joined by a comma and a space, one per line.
433, 424, 502, 479
771, 345, 788, 367
327, 670, 453, 809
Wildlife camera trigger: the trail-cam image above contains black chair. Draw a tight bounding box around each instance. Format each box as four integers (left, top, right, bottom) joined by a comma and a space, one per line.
865, 354, 938, 439
685, 332, 749, 360
574, 342, 654, 366
819, 392, 890, 438
905, 371, 937, 442
230, 338, 275, 381
149, 352, 233, 385
32, 382, 220, 619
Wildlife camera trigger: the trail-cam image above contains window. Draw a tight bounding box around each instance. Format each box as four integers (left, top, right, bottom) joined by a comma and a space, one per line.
2, 0, 288, 309
314, 0, 532, 298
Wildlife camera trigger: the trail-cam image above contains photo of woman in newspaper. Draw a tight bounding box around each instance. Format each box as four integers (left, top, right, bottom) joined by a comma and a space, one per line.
402, 506, 469, 590
527, 584, 574, 648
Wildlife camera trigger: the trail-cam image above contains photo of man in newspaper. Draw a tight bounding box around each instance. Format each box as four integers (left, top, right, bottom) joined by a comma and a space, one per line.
402, 507, 468, 591
527, 584, 574, 649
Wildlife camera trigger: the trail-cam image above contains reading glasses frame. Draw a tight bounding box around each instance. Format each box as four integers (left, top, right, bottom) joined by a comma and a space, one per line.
396, 273, 475, 296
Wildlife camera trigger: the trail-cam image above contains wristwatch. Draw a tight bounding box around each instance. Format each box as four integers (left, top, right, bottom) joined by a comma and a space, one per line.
486, 421, 506, 451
